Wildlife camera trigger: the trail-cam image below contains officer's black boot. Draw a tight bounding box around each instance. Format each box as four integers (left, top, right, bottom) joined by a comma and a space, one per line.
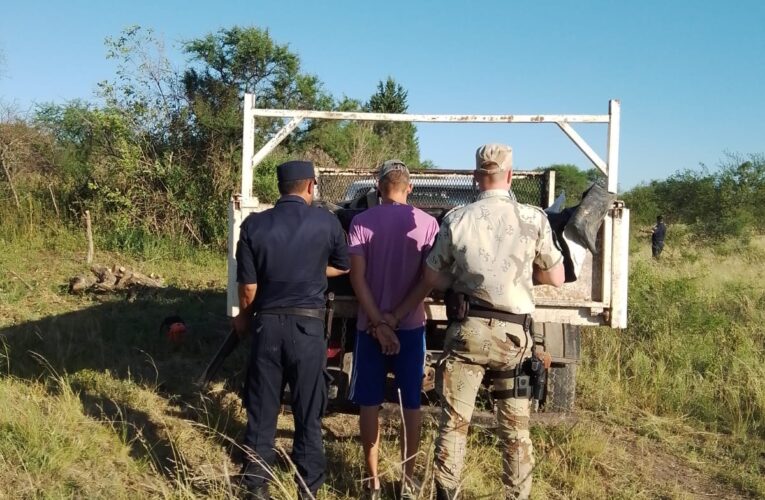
435, 484, 457, 500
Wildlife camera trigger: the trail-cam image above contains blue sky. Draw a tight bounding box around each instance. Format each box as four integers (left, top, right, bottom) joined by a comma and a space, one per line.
1, 0, 763, 190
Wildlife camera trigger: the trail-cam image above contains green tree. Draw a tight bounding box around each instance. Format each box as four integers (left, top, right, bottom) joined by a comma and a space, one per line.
368, 77, 409, 114
538, 164, 593, 206
622, 181, 663, 227
1, 114, 56, 210
4, 26, 437, 250
300, 96, 364, 168
182, 26, 331, 149
181, 26, 333, 225
586, 167, 606, 187
300, 79, 424, 170
99, 26, 188, 148
622, 153, 765, 240
366, 77, 420, 168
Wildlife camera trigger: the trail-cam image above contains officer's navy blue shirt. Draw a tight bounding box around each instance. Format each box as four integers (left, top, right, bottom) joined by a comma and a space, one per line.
652, 222, 666, 244
236, 195, 350, 310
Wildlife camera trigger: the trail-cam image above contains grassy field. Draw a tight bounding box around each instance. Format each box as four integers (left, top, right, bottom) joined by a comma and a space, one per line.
1, 207, 764, 499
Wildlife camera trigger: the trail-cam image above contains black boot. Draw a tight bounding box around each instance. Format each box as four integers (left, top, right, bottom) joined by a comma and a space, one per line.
435, 484, 457, 500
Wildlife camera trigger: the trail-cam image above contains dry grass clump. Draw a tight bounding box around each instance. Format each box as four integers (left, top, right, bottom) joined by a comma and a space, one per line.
0, 375, 166, 498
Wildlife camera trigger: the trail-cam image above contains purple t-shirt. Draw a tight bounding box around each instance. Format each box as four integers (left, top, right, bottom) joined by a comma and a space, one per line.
348, 203, 439, 331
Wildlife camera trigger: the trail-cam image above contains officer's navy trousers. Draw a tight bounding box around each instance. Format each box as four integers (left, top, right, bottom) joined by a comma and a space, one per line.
241, 313, 328, 496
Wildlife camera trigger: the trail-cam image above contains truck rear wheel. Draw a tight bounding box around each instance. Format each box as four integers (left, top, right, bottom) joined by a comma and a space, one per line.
536, 322, 580, 413
545, 362, 577, 413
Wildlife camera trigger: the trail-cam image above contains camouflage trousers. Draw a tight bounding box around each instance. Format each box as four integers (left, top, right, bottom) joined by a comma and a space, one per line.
434, 317, 534, 500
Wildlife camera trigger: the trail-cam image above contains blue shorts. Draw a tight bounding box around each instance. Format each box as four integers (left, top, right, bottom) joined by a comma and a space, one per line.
349, 327, 426, 410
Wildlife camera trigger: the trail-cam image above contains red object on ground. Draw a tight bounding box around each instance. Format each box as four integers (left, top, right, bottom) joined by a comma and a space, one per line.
167, 322, 187, 345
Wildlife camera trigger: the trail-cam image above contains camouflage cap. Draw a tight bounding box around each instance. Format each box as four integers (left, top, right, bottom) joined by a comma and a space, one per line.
377, 159, 409, 180
475, 143, 513, 173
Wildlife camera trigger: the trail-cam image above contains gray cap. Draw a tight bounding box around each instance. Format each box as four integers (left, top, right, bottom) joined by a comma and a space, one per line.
377, 159, 409, 180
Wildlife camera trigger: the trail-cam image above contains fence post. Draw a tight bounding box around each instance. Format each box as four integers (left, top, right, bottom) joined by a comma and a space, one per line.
85, 210, 94, 264
544, 170, 556, 208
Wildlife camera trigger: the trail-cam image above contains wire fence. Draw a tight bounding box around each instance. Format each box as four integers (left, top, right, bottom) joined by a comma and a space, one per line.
317, 169, 551, 208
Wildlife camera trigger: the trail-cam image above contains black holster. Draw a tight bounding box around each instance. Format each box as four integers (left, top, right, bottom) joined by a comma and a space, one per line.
489, 353, 547, 401
324, 292, 335, 340
489, 363, 532, 400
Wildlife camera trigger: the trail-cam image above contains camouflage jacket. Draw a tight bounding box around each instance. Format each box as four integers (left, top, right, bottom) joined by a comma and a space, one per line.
426, 189, 562, 314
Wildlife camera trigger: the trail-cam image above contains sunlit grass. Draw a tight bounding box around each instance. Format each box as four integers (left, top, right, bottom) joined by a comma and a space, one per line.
1, 208, 763, 498
578, 235, 765, 497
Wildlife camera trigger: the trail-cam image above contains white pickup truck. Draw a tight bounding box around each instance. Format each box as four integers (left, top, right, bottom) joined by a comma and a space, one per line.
227, 97, 630, 412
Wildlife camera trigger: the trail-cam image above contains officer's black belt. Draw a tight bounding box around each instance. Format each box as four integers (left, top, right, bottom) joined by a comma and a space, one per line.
467, 306, 529, 326
486, 369, 518, 380
259, 307, 326, 320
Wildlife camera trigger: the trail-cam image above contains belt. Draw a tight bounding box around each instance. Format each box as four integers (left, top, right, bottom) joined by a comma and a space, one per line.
259, 307, 326, 320
467, 305, 529, 327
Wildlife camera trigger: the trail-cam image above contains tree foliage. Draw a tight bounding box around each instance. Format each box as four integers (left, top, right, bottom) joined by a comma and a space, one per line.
623, 153, 765, 240
300, 77, 421, 170
537, 164, 604, 207
12, 24, 762, 251
1, 26, 428, 250
183, 26, 331, 150
0, 114, 56, 209
366, 77, 420, 167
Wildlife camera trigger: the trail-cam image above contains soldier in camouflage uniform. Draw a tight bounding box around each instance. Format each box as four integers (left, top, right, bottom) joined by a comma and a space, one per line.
393, 144, 564, 499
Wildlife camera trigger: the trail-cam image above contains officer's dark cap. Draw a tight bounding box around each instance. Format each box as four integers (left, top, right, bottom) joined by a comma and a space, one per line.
277, 160, 315, 183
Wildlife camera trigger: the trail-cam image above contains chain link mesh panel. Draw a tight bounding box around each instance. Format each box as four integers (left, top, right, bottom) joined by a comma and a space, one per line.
316, 169, 549, 208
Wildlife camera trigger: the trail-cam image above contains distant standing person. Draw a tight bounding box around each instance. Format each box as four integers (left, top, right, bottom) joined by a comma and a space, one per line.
233, 160, 350, 500
652, 215, 666, 258
347, 160, 439, 499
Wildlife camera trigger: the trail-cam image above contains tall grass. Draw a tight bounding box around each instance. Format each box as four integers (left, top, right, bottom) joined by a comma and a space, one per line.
579, 237, 765, 495
2, 198, 764, 498
0, 374, 167, 498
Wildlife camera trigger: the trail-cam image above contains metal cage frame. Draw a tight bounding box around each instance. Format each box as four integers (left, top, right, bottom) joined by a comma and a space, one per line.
228, 97, 628, 328
238, 96, 621, 199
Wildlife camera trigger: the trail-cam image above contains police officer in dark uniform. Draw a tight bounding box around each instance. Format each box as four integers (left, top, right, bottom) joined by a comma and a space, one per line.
233, 160, 350, 499
652, 215, 667, 258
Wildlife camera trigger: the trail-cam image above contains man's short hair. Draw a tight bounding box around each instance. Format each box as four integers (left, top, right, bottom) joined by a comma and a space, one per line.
377, 159, 410, 190
657, 215, 664, 222
377, 159, 410, 180
278, 178, 312, 195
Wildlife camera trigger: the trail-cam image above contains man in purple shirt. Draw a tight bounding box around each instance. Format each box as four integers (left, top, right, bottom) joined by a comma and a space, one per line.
348, 160, 439, 499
